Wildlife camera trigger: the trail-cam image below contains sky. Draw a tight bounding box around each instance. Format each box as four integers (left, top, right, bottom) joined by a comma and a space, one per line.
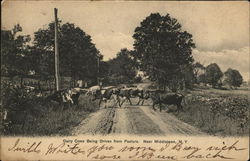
2, 1, 249, 80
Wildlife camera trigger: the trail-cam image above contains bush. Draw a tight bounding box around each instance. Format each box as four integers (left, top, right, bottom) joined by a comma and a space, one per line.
1, 82, 98, 136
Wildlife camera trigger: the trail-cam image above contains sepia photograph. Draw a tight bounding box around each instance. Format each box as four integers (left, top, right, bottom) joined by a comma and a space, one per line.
1, 0, 249, 137
1, 1, 249, 160
0, 0, 250, 161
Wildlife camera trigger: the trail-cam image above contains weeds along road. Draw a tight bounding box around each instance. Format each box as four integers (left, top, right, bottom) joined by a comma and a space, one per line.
72, 99, 205, 136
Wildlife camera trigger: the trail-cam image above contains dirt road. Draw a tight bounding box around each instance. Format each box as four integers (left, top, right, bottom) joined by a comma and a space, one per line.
72, 98, 205, 136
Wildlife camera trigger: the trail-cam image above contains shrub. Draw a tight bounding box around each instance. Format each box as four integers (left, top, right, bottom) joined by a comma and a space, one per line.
174, 93, 249, 136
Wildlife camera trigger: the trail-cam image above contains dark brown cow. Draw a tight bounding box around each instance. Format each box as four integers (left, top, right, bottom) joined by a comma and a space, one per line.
149, 90, 184, 112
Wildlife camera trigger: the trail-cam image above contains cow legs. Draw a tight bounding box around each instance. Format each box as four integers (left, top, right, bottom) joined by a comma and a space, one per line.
177, 104, 183, 112
159, 103, 162, 112
136, 98, 141, 105
141, 99, 144, 106
120, 97, 129, 106
98, 99, 102, 108
137, 98, 144, 106
116, 96, 125, 107
112, 95, 120, 108
152, 103, 157, 111
116, 96, 122, 108
120, 98, 125, 106
104, 100, 107, 108
127, 97, 132, 105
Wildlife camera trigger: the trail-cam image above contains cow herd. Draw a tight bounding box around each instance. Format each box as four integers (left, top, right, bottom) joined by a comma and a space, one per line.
47, 85, 185, 112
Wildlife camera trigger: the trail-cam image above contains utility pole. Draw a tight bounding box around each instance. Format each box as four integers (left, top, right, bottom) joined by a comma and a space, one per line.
54, 8, 60, 91
97, 54, 100, 86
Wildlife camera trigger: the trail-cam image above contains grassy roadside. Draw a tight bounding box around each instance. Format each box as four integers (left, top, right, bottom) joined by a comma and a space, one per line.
172, 88, 249, 136
1, 93, 99, 136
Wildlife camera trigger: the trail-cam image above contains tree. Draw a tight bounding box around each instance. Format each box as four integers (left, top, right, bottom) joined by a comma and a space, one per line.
32, 21, 101, 84
132, 13, 195, 90
181, 64, 196, 89
193, 62, 205, 83
205, 63, 223, 88
106, 48, 138, 84
197, 73, 206, 84
1, 24, 31, 83
224, 68, 243, 88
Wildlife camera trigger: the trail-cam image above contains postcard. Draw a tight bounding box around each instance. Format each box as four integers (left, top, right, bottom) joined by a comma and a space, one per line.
1, 1, 249, 161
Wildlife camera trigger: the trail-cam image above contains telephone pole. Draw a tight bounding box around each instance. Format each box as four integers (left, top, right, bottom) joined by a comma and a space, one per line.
54, 8, 60, 91
96, 53, 101, 86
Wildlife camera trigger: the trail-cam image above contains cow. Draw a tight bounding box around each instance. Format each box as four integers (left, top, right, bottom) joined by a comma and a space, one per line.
136, 89, 150, 106
99, 87, 118, 108
67, 88, 82, 105
149, 90, 184, 112
46, 88, 83, 109
86, 85, 101, 96
115, 87, 144, 106
87, 86, 118, 108
46, 90, 70, 108
115, 88, 132, 106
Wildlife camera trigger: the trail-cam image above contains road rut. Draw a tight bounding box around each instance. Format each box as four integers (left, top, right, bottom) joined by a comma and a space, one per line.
72, 101, 205, 136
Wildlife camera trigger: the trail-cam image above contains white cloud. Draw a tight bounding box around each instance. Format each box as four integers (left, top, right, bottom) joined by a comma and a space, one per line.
92, 32, 133, 60
193, 46, 249, 81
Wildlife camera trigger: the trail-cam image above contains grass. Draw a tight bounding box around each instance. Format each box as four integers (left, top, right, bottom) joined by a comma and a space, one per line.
1, 94, 99, 136
172, 87, 249, 136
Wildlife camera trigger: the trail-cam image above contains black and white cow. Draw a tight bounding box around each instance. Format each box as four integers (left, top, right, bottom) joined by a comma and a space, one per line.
46, 88, 83, 109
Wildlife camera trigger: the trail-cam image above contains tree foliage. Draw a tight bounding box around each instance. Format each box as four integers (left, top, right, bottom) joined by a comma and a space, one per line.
32, 21, 101, 83
1, 24, 31, 79
132, 13, 195, 90
197, 73, 206, 84
205, 63, 223, 87
193, 62, 205, 83
105, 48, 138, 84
224, 68, 243, 88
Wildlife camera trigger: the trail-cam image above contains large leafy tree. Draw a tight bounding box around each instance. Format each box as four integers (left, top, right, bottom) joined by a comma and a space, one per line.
106, 48, 138, 84
1, 24, 31, 81
132, 13, 195, 90
32, 21, 101, 83
224, 68, 243, 88
205, 63, 223, 88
